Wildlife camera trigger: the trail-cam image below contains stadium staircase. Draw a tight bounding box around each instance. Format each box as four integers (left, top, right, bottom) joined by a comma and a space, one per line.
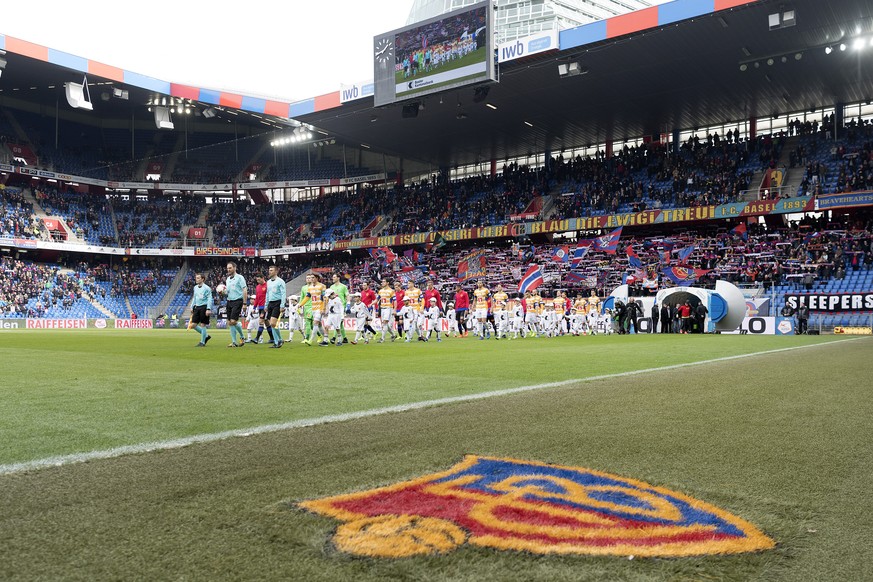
20, 189, 77, 242
154, 260, 189, 317
237, 142, 271, 182
107, 199, 120, 243
536, 195, 556, 219
285, 269, 313, 298
81, 290, 117, 318
161, 134, 187, 181
124, 295, 134, 318
360, 215, 390, 238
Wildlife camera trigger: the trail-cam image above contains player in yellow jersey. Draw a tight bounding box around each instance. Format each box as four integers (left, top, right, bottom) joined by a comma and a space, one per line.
300, 273, 328, 346
377, 279, 398, 343
587, 289, 601, 315
472, 279, 490, 340
574, 293, 588, 314
404, 281, 424, 341
491, 284, 509, 340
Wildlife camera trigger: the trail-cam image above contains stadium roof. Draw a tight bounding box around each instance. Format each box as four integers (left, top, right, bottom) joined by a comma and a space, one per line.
293, 0, 873, 167
1, 0, 871, 172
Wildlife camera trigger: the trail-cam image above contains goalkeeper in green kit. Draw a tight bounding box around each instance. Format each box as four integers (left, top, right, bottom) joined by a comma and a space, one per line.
299, 273, 314, 343
330, 273, 350, 344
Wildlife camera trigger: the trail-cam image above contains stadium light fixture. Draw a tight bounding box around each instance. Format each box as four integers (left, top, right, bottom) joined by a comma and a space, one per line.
840, 43, 847, 51
64, 75, 93, 111
153, 106, 174, 130
524, 121, 533, 127
202, 108, 217, 119
486, 103, 497, 110
853, 38, 865, 50
558, 61, 586, 78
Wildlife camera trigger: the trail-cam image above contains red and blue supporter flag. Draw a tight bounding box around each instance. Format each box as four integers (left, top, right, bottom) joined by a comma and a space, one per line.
593, 227, 622, 254
565, 271, 586, 284
662, 266, 711, 287
403, 248, 420, 262
369, 246, 397, 266
731, 223, 748, 240
570, 244, 591, 268
676, 245, 695, 264
552, 245, 570, 263
457, 260, 469, 281
659, 250, 672, 266
802, 231, 821, 244
518, 265, 544, 293
625, 244, 642, 268
458, 250, 486, 282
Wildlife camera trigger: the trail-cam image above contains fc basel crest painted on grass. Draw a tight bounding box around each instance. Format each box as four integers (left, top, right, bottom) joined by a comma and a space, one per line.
299, 456, 775, 558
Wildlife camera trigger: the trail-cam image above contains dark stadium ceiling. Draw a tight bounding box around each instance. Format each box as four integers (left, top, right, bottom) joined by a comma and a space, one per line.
294, 0, 873, 168
1, 0, 872, 172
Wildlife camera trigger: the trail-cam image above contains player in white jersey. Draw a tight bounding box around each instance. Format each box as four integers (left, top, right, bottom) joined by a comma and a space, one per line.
569, 308, 584, 336
598, 308, 615, 334
399, 298, 418, 343
285, 295, 303, 342
349, 293, 371, 344
586, 305, 600, 335
324, 290, 344, 346
539, 305, 553, 338
424, 297, 442, 342
245, 300, 260, 343
444, 302, 459, 337
509, 299, 524, 339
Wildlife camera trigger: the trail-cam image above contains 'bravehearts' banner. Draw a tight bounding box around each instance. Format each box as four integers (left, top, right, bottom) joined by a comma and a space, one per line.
333, 197, 816, 250
814, 192, 873, 211
784, 292, 873, 313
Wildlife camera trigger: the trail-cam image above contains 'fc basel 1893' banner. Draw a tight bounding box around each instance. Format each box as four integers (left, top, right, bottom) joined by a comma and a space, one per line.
784, 292, 873, 313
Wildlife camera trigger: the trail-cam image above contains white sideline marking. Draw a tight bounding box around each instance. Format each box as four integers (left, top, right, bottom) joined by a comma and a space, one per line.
0, 337, 866, 476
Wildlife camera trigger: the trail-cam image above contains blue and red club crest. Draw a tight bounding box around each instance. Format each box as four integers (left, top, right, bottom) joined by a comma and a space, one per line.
299, 456, 774, 558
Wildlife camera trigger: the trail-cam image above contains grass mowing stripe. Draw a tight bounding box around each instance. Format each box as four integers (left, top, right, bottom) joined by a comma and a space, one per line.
2, 336, 864, 477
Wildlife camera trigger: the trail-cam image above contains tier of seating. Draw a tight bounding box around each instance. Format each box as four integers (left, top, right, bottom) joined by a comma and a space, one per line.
0, 188, 41, 239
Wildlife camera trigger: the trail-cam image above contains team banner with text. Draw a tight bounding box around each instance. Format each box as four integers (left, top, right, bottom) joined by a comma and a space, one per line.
333, 197, 817, 250
784, 292, 873, 313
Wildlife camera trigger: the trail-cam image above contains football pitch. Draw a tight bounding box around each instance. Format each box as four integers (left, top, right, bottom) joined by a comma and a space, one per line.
1, 331, 871, 580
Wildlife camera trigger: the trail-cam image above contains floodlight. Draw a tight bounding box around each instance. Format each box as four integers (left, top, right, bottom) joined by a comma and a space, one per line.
65, 75, 93, 110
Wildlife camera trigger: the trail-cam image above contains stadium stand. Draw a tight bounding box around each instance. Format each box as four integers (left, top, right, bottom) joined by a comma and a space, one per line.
1, 188, 41, 239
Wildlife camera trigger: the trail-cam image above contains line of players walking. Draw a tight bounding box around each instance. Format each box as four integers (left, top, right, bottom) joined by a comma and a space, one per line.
188, 263, 704, 349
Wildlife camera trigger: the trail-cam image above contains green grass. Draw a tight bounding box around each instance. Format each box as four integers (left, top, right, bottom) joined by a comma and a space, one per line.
0, 330, 844, 466
0, 332, 870, 580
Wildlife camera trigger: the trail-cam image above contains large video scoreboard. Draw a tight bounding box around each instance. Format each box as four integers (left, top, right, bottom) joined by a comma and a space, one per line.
373, 1, 495, 107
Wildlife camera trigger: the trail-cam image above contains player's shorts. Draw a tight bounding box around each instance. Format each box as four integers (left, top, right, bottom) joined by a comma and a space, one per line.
380, 308, 393, 321
355, 318, 368, 332
226, 299, 243, 321
475, 308, 488, 319
266, 300, 282, 320
191, 305, 210, 325
327, 314, 342, 330
312, 310, 323, 322
524, 312, 539, 323
255, 305, 266, 318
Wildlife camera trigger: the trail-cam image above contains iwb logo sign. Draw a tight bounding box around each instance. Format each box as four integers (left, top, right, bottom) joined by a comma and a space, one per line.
340, 81, 375, 103
498, 31, 558, 63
